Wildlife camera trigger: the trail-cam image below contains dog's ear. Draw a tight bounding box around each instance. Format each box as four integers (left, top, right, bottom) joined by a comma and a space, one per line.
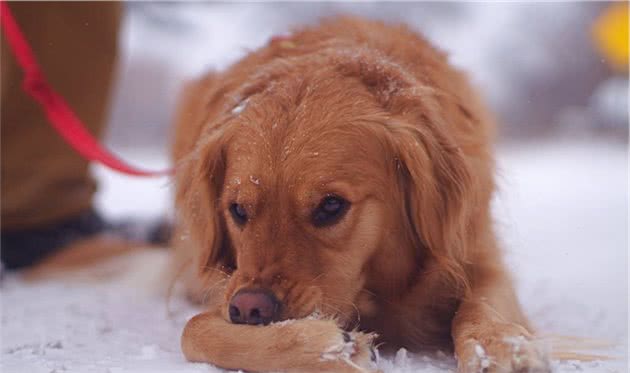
336, 49, 475, 293
390, 119, 473, 293
175, 128, 235, 279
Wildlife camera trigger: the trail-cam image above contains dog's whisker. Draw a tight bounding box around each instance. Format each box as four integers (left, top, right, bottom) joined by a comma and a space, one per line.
309, 271, 328, 284
200, 278, 229, 306
200, 265, 232, 278
318, 302, 351, 323
316, 294, 363, 329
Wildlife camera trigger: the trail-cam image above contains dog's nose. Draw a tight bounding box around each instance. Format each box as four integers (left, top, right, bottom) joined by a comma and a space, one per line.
228, 288, 280, 325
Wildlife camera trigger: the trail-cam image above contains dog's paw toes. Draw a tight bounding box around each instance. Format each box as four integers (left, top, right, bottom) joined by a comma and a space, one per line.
504, 335, 551, 373
321, 330, 379, 372
458, 342, 492, 373
350, 330, 379, 367
456, 324, 551, 373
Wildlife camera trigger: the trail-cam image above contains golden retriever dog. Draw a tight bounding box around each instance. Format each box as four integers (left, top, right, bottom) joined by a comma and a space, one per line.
171, 17, 550, 373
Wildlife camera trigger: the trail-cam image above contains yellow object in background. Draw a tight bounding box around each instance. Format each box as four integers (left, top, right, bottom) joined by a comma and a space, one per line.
592, 3, 629, 72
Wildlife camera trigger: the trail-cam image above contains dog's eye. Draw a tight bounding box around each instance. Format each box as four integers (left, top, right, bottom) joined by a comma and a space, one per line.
312, 195, 349, 227
229, 203, 248, 226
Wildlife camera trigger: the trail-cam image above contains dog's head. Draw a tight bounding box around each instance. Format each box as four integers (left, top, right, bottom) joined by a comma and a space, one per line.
176, 49, 482, 327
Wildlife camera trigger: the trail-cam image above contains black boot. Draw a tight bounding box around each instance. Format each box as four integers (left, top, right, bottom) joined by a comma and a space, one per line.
1, 209, 171, 270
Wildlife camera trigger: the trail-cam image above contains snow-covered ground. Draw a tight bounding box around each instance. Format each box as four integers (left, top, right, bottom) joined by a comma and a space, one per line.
1, 139, 627, 373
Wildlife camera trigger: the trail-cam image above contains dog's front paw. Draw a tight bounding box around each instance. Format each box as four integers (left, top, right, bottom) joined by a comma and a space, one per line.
455, 323, 550, 373
182, 312, 379, 372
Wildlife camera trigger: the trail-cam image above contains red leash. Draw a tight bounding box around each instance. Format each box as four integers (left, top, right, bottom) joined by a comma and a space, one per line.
0, 1, 172, 177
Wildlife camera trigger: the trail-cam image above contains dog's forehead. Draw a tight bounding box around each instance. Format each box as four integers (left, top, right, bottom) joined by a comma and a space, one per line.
221, 73, 393, 193
224, 122, 389, 202
226, 74, 385, 156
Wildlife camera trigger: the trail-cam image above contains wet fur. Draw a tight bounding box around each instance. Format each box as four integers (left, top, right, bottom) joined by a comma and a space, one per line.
172, 17, 550, 373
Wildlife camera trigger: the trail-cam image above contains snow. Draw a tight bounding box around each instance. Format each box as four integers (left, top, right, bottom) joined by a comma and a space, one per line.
1, 139, 627, 372
474, 344, 490, 370
231, 99, 249, 115
248, 175, 260, 186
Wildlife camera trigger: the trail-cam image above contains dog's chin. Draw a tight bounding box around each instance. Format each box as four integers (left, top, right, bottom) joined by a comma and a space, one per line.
310, 298, 360, 329
279, 287, 368, 327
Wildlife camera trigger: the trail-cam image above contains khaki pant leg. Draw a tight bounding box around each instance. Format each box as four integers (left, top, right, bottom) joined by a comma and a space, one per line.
1, 1, 122, 230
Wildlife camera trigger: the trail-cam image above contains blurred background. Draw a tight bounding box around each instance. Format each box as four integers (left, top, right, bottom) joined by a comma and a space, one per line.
105, 1, 628, 150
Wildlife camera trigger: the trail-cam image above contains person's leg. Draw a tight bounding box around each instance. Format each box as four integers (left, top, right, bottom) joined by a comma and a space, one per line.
1, 2, 122, 268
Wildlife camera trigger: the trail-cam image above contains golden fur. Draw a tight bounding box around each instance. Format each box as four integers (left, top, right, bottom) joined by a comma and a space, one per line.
171, 17, 550, 373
